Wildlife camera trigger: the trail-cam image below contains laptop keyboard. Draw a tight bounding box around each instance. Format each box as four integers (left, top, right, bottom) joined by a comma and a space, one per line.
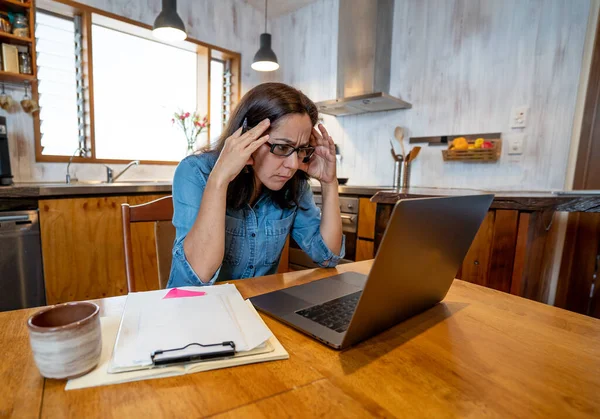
296, 291, 362, 333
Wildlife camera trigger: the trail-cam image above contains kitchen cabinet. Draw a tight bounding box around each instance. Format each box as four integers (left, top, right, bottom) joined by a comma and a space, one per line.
355, 198, 377, 261
373, 204, 556, 301
456, 210, 520, 294
371, 189, 600, 306
356, 239, 375, 262
39, 194, 167, 304
40, 193, 291, 304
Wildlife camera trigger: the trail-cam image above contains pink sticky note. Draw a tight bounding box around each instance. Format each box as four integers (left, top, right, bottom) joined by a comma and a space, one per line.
163, 288, 207, 299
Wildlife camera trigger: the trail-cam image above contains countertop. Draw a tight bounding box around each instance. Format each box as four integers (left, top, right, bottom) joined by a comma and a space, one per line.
2, 183, 599, 212
0, 181, 392, 199
310, 183, 395, 196
0, 181, 174, 198
371, 187, 600, 212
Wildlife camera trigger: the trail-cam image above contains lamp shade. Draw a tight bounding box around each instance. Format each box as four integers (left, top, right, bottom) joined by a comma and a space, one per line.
252, 33, 279, 71
152, 0, 187, 42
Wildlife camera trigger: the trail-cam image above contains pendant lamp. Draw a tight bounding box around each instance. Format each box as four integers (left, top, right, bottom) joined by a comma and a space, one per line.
251, 0, 279, 71
152, 0, 187, 42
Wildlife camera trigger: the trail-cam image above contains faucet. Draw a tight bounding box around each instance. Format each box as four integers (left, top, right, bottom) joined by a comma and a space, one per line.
105, 160, 140, 183
66, 146, 88, 184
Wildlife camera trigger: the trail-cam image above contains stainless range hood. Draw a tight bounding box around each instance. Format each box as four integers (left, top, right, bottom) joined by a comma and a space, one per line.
315, 0, 412, 117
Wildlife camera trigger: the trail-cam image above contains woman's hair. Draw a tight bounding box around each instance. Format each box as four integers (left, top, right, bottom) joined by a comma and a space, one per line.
205, 82, 319, 210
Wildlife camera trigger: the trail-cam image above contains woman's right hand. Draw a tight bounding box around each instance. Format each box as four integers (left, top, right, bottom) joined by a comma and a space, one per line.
210, 118, 271, 186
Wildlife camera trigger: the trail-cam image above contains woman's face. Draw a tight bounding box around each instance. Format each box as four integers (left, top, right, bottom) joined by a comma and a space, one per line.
251, 113, 313, 191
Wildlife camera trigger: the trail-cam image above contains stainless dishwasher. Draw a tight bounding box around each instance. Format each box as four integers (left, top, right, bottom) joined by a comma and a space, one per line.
0, 210, 46, 311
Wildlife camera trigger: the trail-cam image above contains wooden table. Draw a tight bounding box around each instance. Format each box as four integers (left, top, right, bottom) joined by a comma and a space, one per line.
2, 260, 600, 418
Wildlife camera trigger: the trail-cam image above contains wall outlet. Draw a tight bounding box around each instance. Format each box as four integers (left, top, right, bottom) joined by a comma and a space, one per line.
507, 134, 525, 155
510, 106, 529, 128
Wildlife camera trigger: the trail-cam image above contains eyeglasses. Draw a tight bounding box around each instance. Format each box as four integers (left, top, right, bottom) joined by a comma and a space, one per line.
266, 142, 316, 162
241, 117, 316, 162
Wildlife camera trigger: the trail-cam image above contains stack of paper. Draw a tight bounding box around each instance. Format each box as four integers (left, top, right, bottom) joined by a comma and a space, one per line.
109, 284, 273, 373
66, 284, 288, 390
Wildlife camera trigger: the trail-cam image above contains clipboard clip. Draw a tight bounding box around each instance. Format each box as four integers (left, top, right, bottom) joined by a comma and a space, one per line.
151, 341, 236, 366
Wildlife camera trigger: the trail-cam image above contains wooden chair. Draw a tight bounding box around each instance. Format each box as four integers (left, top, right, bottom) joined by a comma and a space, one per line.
121, 195, 175, 292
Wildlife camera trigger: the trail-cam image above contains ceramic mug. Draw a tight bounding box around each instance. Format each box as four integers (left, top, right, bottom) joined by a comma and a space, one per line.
27, 301, 102, 379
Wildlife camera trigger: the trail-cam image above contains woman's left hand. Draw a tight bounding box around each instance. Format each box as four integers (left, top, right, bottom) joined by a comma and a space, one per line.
300, 124, 337, 184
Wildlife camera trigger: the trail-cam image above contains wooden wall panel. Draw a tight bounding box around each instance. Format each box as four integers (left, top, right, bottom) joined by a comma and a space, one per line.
557, 213, 600, 315
557, 8, 600, 318
39, 196, 128, 304
511, 211, 556, 302
573, 6, 600, 192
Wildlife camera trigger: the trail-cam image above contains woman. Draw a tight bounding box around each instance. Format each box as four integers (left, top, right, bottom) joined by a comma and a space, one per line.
167, 82, 344, 287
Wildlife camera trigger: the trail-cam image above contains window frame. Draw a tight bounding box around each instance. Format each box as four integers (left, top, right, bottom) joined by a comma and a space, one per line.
34, 0, 241, 165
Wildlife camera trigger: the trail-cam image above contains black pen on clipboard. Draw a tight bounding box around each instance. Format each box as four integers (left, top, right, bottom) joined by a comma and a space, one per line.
151, 341, 236, 367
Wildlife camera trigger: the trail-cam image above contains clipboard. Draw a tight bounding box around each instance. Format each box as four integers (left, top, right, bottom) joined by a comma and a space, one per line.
107, 284, 273, 374
65, 310, 289, 390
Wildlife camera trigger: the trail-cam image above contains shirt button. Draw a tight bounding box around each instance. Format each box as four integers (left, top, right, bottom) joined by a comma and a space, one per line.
251, 233, 256, 237
249, 265, 254, 269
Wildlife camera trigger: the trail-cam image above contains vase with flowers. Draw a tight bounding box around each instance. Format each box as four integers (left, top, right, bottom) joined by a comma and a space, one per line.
172, 111, 209, 156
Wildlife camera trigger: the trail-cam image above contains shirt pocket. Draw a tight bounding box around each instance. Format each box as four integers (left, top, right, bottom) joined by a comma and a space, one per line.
265, 212, 295, 265
224, 215, 245, 266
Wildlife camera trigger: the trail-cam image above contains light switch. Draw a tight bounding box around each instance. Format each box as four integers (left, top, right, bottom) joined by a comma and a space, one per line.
507, 134, 525, 155
510, 106, 528, 128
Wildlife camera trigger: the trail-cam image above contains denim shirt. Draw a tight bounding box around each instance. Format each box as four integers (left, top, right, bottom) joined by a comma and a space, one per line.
167, 153, 345, 287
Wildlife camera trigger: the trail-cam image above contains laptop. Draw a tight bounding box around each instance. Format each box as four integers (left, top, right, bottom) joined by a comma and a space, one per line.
250, 194, 494, 349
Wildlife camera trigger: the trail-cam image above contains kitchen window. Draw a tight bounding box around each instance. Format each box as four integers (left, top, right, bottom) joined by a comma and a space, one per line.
91, 24, 197, 162
34, 6, 241, 165
35, 11, 80, 157
210, 59, 225, 142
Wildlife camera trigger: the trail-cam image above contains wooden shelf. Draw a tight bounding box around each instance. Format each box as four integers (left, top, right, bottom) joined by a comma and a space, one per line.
0, 70, 36, 83
0, 0, 32, 9
0, 31, 33, 45
442, 139, 502, 162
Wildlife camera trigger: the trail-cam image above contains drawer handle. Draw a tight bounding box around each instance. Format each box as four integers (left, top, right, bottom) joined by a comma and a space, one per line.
0, 215, 30, 222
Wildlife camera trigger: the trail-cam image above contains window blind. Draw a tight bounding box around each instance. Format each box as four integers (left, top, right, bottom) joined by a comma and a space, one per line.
35, 11, 80, 157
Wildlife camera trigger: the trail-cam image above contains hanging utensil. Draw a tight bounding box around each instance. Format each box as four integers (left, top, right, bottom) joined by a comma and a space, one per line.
394, 126, 406, 159
0, 83, 13, 110
389, 139, 402, 162
406, 146, 421, 163
20, 81, 39, 114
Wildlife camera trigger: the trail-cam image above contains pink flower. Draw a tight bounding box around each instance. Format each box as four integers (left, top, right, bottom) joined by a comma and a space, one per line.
179, 115, 185, 120
194, 121, 200, 127
184, 112, 190, 118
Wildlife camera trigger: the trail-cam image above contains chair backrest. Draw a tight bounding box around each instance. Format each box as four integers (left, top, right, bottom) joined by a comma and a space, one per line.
121, 195, 174, 292
155, 220, 176, 289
